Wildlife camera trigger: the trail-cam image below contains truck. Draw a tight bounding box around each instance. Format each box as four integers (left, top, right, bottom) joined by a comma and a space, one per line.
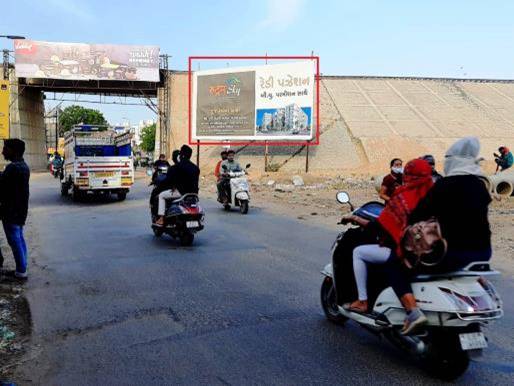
61, 125, 134, 201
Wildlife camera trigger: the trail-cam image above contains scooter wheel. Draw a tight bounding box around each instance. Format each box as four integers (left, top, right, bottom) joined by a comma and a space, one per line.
320, 276, 347, 325
223, 204, 231, 211
240, 200, 249, 214
423, 333, 470, 380
179, 232, 194, 246
153, 227, 163, 237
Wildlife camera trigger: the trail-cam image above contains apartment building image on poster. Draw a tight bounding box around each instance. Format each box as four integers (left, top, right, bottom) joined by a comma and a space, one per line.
256, 103, 311, 135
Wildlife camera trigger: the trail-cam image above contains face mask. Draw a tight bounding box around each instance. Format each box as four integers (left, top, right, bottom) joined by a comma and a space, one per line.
391, 167, 403, 174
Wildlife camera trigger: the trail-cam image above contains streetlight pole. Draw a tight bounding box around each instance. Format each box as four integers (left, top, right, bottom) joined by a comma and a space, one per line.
1, 35, 26, 80
55, 108, 59, 153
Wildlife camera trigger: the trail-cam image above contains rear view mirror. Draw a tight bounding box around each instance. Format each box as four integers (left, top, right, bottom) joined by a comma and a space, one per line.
246, 163, 251, 169
146, 168, 153, 176
336, 191, 350, 204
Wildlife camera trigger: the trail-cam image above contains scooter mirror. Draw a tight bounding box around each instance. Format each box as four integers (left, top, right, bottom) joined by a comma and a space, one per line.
336, 191, 350, 204
222, 164, 228, 170
146, 168, 153, 177
246, 163, 251, 169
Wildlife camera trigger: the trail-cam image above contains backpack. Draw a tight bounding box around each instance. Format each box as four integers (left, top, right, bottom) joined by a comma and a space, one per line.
401, 218, 447, 269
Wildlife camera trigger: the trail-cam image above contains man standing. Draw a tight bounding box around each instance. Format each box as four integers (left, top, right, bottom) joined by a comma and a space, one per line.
0, 139, 30, 280
421, 154, 443, 182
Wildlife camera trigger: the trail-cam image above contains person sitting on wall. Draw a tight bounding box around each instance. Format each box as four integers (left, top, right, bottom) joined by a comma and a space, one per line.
494, 146, 513, 172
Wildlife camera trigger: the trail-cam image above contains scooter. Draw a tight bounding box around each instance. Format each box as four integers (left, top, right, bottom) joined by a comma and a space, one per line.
320, 191, 503, 380
150, 192, 204, 246
218, 164, 251, 214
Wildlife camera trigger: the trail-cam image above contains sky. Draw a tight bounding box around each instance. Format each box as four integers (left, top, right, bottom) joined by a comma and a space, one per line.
4, 0, 514, 124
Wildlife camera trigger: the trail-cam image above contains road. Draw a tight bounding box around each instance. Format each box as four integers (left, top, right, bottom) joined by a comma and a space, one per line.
15, 175, 514, 385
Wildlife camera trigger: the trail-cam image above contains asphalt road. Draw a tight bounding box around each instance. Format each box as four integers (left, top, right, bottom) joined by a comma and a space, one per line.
15, 175, 514, 385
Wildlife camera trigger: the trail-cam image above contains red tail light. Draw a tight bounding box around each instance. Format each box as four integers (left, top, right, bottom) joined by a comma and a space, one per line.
79, 171, 88, 177
122, 170, 130, 175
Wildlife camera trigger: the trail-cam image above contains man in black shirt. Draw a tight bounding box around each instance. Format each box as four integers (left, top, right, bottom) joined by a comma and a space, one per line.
0, 139, 30, 279
154, 145, 199, 226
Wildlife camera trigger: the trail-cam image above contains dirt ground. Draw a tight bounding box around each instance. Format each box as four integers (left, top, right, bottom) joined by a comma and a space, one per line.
201, 171, 514, 278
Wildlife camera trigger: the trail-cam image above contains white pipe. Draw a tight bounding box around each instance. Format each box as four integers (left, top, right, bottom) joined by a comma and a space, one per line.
489, 173, 514, 197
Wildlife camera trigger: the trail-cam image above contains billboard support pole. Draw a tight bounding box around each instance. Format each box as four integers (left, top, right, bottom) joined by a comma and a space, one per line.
305, 141, 310, 173
2, 50, 9, 80
264, 141, 269, 172
196, 140, 200, 166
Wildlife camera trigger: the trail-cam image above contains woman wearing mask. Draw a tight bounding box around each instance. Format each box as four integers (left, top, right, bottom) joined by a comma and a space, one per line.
341, 159, 434, 315
387, 137, 492, 334
380, 158, 403, 202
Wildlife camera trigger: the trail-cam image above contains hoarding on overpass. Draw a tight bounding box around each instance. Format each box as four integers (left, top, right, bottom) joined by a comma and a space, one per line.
14, 40, 160, 82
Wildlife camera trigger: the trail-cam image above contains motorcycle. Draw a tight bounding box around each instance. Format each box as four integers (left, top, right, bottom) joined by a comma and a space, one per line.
150, 191, 204, 246
218, 164, 251, 214
320, 191, 503, 380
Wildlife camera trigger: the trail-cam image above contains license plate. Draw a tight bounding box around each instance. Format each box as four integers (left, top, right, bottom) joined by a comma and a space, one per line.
186, 221, 199, 228
459, 332, 488, 350
95, 171, 114, 178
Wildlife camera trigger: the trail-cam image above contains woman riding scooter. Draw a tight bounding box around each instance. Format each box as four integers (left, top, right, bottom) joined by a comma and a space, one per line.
386, 136, 492, 334
341, 159, 434, 327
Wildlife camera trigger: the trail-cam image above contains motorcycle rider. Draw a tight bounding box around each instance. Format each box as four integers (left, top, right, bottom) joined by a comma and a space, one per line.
215, 150, 228, 181
154, 145, 199, 226
154, 154, 171, 170
341, 159, 434, 316
421, 154, 443, 182
379, 158, 403, 202
51, 151, 63, 176
386, 136, 492, 334
218, 150, 242, 203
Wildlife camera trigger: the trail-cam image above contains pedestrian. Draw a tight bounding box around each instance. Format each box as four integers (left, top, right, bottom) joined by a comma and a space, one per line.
0, 139, 30, 280
494, 146, 513, 172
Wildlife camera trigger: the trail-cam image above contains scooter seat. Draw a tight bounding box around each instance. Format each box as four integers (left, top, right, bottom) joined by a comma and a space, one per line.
412, 261, 500, 281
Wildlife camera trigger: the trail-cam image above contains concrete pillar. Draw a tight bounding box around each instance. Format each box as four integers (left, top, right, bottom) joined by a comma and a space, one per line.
0, 70, 47, 170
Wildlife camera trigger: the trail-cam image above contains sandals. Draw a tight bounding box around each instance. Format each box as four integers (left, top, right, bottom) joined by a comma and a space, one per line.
343, 300, 369, 314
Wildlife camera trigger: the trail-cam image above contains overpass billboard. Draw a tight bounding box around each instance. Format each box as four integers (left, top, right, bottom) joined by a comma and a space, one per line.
192, 60, 316, 142
14, 40, 159, 82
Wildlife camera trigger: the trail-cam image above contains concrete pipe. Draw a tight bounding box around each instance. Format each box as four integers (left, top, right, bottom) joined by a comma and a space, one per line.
489, 173, 514, 197
478, 175, 492, 192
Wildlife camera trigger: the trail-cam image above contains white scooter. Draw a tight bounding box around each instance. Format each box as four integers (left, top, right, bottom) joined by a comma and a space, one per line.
320, 191, 503, 380
219, 163, 251, 214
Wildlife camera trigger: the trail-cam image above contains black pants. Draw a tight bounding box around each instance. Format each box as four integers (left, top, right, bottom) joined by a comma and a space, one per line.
386, 248, 492, 299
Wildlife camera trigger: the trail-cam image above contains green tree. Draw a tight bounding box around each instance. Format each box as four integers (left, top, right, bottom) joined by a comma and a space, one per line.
140, 123, 156, 153
58, 105, 108, 133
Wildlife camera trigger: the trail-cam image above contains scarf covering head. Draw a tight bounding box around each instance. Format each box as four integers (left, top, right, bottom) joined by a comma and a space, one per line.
444, 137, 483, 177
378, 159, 434, 253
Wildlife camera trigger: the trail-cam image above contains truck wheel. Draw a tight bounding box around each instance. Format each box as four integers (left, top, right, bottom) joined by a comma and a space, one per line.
117, 192, 127, 201
61, 183, 69, 197
72, 187, 83, 202
240, 200, 249, 214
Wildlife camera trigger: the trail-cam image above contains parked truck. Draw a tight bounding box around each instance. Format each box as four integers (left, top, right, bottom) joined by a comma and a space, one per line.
61, 125, 134, 201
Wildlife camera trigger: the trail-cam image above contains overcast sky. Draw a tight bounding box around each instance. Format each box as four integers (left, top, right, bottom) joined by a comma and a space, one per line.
4, 0, 514, 124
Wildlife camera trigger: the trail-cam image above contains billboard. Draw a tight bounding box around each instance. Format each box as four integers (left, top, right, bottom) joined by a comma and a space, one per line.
192, 61, 315, 141
0, 80, 9, 140
14, 40, 160, 82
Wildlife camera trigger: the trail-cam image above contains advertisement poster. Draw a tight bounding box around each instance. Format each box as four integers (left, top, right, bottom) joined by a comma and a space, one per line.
192, 61, 315, 141
0, 80, 9, 140
14, 40, 160, 82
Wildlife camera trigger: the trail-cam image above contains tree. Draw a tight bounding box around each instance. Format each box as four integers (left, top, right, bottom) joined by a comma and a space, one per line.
140, 123, 156, 153
58, 105, 108, 133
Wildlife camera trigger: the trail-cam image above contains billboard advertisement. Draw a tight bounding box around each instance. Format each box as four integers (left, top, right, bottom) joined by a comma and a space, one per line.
14, 40, 160, 82
0, 80, 9, 140
192, 61, 315, 141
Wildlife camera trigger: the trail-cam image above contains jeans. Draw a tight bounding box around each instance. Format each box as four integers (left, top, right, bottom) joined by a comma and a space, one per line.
3, 222, 28, 274
386, 247, 492, 299
353, 244, 391, 300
